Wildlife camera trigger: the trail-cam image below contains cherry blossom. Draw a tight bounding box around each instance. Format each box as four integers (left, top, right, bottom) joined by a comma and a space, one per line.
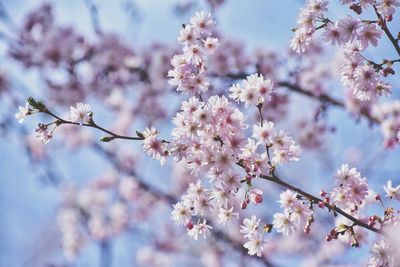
69, 102, 91, 125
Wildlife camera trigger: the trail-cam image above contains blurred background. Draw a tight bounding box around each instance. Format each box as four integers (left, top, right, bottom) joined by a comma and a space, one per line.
0, 0, 399, 266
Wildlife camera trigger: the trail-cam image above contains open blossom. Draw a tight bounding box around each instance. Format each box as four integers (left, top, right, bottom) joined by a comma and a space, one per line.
252, 122, 274, 145
177, 24, 197, 44
334, 164, 361, 184
217, 206, 239, 225
203, 37, 219, 54
187, 219, 213, 240
273, 212, 296, 236
383, 180, 400, 200
321, 22, 343, 46
358, 24, 381, 48
70, 103, 91, 125
190, 11, 215, 34
240, 215, 261, 238
376, 0, 400, 18
15, 102, 31, 123
278, 190, 298, 209
368, 240, 395, 267
142, 127, 167, 165
171, 202, 192, 225
338, 16, 361, 42
243, 233, 266, 257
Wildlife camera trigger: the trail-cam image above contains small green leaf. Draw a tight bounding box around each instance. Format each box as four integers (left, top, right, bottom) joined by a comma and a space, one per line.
100, 136, 114, 142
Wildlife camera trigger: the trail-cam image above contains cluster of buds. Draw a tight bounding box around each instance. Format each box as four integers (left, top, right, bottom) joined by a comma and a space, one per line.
325, 224, 359, 246
368, 215, 383, 227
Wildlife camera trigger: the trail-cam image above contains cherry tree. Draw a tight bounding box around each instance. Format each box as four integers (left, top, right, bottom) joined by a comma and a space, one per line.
1, 0, 400, 266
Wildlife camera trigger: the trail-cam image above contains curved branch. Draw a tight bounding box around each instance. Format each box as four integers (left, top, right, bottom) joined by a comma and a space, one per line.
40, 99, 383, 236
42, 108, 144, 141
373, 6, 400, 56
258, 173, 382, 235
276, 81, 380, 124
212, 72, 380, 124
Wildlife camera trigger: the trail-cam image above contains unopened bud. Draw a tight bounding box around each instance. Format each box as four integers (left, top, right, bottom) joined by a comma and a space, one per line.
186, 220, 194, 230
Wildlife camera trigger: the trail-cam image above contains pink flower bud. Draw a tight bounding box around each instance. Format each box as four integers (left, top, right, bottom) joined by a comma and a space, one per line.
249, 188, 263, 204
186, 220, 194, 230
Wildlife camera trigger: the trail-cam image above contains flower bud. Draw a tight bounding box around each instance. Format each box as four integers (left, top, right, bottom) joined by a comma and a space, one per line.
248, 188, 263, 204
186, 220, 194, 230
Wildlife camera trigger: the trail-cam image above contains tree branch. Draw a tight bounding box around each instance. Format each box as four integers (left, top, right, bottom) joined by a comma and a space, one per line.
212, 72, 380, 124
258, 173, 382, 235
42, 108, 144, 141
373, 6, 400, 56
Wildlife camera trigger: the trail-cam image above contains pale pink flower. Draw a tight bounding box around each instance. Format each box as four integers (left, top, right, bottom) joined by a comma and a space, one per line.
15, 102, 31, 123
243, 233, 266, 257
217, 206, 239, 225
252, 121, 274, 145
383, 180, 400, 200
240, 215, 261, 238
142, 127, 167, 165
171, 201, 192, 225
338, 16, 361, 42
358, 24, 381, 48
190, 11, 214, 34
273, 212, 296, 236
376, 0, 400, 18
70, 102, 91, 125
187, 219, 213, 240
321, 22, 343, 46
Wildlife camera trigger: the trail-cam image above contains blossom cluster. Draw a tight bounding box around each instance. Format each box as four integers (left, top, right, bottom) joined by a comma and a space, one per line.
340, 44, 391, 101
168, 11, 218, 95
291, 0, 386, 53
240, 216, 266, 256
272, 190, 312, 236
290, 0, 399, 102
329, 164, 369, 212
229, 74, 274, 107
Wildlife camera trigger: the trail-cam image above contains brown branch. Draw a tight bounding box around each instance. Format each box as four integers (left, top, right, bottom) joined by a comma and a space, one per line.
276, 81, 380, 124
42, 108, 144, 141
258, 173, 382, 235
373, 6, 400, 57
212, 72, 380, 124
39, 97, 383, 237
